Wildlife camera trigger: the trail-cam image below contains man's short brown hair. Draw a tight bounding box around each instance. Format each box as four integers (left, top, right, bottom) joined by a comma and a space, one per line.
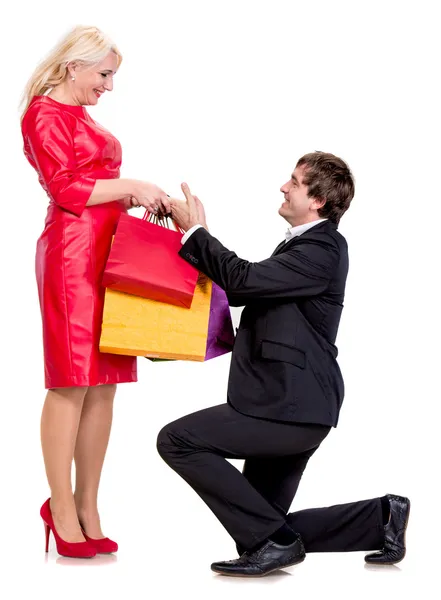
296, 152, 355, 224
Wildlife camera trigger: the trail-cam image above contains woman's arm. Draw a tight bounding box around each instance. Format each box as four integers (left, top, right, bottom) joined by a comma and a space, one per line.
86, 178, 170, 213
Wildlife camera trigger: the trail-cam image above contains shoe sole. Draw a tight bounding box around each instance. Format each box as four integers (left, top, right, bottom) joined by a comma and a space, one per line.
211, 554, 306, 577
58, 552, 96, 559
365, 498, 411, 566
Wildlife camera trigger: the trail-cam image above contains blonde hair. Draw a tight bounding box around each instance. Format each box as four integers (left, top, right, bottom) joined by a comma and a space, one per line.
20, 25, 122, 121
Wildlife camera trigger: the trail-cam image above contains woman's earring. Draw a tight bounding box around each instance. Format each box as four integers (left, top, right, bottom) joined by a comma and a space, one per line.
71, 76, 75, 81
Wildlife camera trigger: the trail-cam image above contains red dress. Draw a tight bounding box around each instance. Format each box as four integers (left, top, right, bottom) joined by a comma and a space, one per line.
21, 95, 137, 388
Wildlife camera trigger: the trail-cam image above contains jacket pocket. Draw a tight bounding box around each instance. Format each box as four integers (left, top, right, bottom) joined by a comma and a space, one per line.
260, 340, 306, 369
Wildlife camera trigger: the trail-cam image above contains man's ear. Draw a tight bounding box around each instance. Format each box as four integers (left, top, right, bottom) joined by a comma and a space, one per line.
312, 197, 326, 211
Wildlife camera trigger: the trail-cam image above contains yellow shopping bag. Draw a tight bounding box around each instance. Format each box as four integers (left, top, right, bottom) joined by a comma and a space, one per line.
99, 273, 212, 361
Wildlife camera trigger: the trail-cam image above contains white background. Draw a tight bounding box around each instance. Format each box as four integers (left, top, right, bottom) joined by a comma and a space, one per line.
0, 0, 439, 598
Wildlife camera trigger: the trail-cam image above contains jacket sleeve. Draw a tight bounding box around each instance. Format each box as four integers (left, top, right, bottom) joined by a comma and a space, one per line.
22, 104, 96, 217
179, 227, 339, 301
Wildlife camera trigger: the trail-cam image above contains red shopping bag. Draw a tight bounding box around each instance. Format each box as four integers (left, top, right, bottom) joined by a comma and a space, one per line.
102, 212, 199, 308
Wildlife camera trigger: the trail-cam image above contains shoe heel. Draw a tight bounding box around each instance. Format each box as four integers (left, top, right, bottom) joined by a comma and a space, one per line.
44, 523, 50, 553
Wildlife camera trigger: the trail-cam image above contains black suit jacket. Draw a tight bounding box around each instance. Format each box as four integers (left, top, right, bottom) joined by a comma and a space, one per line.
179, 220, 349, 427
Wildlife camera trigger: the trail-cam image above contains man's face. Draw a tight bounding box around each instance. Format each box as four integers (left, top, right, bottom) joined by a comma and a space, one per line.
279, 165, 323, 226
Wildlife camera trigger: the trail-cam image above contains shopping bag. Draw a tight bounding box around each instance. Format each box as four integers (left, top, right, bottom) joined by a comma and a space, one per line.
102, 212, 198, 308
99, 273, 212, 361
205, 282, 235, 360
147, 281, 235, 362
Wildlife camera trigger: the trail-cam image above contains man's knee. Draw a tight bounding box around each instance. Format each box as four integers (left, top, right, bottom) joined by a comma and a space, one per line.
156, 423, 187, 463
157, 423, 172, 459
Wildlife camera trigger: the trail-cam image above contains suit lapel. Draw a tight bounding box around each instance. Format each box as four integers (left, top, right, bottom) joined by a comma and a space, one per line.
273, 237, 299, 256
271, 240, 286, 256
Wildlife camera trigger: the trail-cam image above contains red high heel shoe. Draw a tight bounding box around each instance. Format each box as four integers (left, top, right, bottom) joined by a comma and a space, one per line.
82, 531, 118, 554
40, 498, 97, 558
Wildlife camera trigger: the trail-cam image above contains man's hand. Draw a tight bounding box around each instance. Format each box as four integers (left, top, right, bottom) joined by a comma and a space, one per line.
170, 183, 208, 232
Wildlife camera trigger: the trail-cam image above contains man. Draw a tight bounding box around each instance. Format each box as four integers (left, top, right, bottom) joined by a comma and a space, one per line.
157, 152, 410, 577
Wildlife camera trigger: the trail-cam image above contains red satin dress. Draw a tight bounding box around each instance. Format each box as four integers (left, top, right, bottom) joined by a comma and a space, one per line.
21, 95, 137, 389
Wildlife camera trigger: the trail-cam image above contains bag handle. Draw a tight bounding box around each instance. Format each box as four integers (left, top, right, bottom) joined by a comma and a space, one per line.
141, 210, 185, 234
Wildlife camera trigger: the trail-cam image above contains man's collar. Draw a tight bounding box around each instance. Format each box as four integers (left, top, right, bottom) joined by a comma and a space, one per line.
285, 218, 328, 242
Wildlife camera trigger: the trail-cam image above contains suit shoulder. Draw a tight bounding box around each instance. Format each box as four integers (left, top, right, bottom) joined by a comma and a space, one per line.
332, 227, 347, 247
315, 222, 348, 252
299, 226, 341, 251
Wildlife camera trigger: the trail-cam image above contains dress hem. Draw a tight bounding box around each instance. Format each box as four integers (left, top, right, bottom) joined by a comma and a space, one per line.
45, 372, 138, 390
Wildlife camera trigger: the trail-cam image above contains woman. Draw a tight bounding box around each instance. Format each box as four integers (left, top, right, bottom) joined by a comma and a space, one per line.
20, 25, 169, 558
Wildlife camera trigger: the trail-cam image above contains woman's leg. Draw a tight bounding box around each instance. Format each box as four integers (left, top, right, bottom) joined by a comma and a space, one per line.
73, 384, 117, 538
41, 386, 88, 542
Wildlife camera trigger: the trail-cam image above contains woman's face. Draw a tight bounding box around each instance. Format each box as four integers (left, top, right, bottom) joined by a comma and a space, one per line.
69, 51, 118, 106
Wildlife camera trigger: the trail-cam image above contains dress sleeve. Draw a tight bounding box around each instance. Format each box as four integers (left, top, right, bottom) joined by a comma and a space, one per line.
22, 104, 96, 217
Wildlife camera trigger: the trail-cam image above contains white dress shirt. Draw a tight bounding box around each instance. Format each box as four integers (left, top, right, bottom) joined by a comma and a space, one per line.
181, 218, 328, 245
181, 223, 205, 244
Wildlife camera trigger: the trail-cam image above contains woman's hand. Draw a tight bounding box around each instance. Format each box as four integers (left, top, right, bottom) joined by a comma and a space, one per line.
130, 180, 171, 215
120, 196, 140, 210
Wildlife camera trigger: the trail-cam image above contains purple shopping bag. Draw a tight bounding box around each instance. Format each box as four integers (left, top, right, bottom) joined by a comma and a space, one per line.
205, 282, 235, 360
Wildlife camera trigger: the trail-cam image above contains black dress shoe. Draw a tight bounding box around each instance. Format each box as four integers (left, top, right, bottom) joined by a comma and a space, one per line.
365, 494, 410, 565
211, 536, 305, 577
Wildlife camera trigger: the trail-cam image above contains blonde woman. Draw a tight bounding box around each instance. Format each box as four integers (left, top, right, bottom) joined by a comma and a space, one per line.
20, 25, 169, 558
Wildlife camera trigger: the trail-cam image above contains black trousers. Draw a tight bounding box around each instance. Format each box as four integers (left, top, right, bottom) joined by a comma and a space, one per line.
157, 403, 384, 552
